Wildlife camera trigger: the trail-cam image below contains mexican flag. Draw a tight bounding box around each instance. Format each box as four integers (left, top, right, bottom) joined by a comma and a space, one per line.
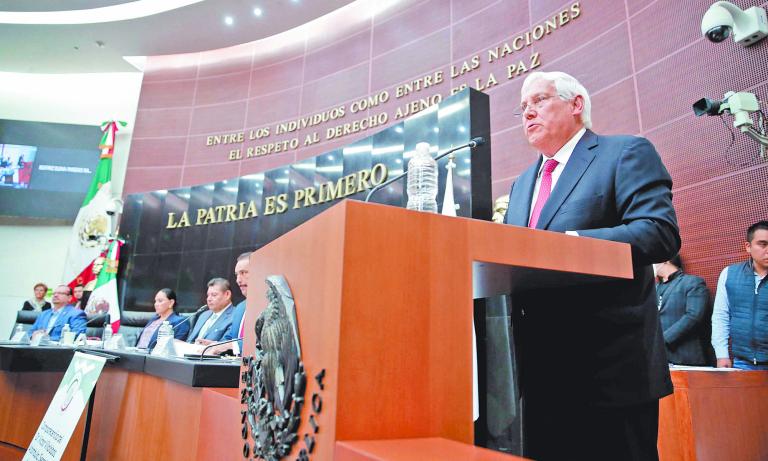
85, 239, 123, 333
62, 121, 125, 288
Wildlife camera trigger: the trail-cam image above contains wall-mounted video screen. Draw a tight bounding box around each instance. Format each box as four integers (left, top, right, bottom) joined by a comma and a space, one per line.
0, 119, 102, 223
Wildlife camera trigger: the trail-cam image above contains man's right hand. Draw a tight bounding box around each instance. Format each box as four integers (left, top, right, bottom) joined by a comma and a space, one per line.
716, 358, 733, 368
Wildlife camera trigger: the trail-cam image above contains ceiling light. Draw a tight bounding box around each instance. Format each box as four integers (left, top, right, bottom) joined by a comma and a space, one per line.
253, 7, 263, 17
0, 0, 205, 25
224, 16, 234, 26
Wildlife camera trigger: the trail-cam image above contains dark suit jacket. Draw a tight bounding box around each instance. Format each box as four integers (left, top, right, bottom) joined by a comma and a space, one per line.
656, 271, 713, 366
187, 304, 234, 342
22, 301, 51, 311
222, 300, 246, 351
504, 130, 680, 406
136, 312, 191, 350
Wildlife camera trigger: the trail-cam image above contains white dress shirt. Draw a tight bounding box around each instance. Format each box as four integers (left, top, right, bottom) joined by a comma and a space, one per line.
198, 305, 230, 338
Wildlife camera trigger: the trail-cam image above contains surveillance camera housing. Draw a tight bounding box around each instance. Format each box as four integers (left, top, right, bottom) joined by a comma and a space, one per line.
706, 25, 731, 43
702, 4, 734, 42
701, 2, 768, 46
692, 98, 723, 116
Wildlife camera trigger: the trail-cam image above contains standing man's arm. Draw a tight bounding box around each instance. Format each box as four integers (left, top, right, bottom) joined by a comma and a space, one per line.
663, 278, 709, 347
575, 138, 680, 265
711, 267, 732, 367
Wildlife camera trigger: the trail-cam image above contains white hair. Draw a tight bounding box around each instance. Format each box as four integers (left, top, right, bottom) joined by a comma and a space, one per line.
521, 71, 592, 129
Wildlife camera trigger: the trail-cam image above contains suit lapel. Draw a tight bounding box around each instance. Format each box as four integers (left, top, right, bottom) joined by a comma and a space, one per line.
536, 130, 599, 230
54, 307, 70, 329
505, 161, 540, 226
209, 305, 232, 336
190, 310, 210, 340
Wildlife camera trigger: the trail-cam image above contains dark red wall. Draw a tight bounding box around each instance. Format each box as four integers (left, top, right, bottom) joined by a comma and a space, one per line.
128, 0, 768, 291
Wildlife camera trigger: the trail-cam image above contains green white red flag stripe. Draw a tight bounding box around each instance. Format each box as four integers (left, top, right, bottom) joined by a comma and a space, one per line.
85, 238, 123, 333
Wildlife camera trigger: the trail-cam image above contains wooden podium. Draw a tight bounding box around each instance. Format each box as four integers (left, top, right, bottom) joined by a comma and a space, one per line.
239, 200, 633, 460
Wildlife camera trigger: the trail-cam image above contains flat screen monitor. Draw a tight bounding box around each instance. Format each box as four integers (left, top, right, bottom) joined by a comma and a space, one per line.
0, 119, 102, 224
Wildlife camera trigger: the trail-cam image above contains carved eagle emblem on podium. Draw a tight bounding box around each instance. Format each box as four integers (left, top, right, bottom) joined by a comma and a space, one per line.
241, 275, 307, 460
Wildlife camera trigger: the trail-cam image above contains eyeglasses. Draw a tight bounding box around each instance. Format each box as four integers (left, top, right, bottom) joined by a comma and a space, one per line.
514, 94, 558, 117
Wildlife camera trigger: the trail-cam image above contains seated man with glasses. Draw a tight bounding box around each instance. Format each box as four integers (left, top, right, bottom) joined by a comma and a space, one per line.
29, 285, 88, 341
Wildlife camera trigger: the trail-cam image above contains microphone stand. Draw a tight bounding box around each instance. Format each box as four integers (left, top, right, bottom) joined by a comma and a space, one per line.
173, 305, 209, 331
196, 337, 242, 360
364, 137, 485, 203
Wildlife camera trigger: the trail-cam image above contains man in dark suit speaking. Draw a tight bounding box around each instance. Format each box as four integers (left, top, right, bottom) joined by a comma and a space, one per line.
503, 71, 680, 460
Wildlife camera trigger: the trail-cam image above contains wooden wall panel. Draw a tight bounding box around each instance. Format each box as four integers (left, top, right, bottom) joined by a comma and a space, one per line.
128, 0, 768, 293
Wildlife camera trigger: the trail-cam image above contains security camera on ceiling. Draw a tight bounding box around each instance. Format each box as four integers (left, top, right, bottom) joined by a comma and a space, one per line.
701, 1, 768, 46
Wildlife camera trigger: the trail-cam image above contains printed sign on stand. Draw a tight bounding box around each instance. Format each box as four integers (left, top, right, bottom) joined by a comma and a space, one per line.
23, 352, 106, 461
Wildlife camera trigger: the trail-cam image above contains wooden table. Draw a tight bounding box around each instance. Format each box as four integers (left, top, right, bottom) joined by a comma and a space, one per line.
0, 346, 241, 461
659, 369, 768, 461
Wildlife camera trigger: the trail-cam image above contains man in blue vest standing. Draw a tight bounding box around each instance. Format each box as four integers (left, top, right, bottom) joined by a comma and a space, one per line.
712, 221, 768, 370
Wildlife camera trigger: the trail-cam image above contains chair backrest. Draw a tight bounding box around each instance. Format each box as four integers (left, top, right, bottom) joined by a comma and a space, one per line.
85, 313, 108, 339
118, 311, 157, 347
10, 310, 41, 339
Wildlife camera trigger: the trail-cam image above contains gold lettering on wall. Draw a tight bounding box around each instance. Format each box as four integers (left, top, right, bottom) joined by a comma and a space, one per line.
165, 164, 389, 229
202, 2, 582, 161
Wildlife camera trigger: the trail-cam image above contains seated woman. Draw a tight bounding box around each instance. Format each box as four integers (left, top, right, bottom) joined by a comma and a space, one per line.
22, 282, 51, 311
135, 288, 190, 349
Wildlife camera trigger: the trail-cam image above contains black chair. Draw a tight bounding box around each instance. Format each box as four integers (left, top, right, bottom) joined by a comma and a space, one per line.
107, 310, 201, 347
118, 311, 157, 347
10, 310, 41, 338
85, 313, 108, 339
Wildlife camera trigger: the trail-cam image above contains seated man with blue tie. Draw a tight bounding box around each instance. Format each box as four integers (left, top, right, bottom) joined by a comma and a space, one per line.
30, 285, 87, 341
187, 277, 234, 344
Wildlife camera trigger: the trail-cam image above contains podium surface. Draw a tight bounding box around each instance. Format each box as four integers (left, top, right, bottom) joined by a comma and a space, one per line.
240, 200, 633, 459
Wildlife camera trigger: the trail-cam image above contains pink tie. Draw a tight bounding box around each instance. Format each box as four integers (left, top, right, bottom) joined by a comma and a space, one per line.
528, 159, 559, 228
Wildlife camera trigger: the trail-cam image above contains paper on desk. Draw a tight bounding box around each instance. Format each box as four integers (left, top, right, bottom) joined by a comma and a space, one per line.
172, 339, 205, 356
669, 365, 741, 371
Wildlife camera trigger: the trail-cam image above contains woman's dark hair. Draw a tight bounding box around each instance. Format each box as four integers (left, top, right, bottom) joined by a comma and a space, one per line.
158, 288, 177, 311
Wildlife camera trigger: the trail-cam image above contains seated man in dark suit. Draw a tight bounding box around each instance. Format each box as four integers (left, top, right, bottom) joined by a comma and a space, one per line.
655, 255, 713, 366
30, 285, 87, 341
187, 277, 234, 344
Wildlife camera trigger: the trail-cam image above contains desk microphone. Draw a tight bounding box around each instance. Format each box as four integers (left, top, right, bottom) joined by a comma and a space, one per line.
172, 305, 208, 330
364, 137, 486, 203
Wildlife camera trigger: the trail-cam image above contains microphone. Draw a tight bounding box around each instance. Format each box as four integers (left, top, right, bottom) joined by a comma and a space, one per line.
172, 305, 208, 331
364, 137, 486, 203
192, 337, 242, 359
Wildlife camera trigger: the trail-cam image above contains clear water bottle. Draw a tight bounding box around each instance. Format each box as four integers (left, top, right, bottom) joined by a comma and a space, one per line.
157, 321, 172, 344
62, 323, 70, 336
406, 142, 438, 213
12, 325, 24, 341
102, 324, 113, 348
